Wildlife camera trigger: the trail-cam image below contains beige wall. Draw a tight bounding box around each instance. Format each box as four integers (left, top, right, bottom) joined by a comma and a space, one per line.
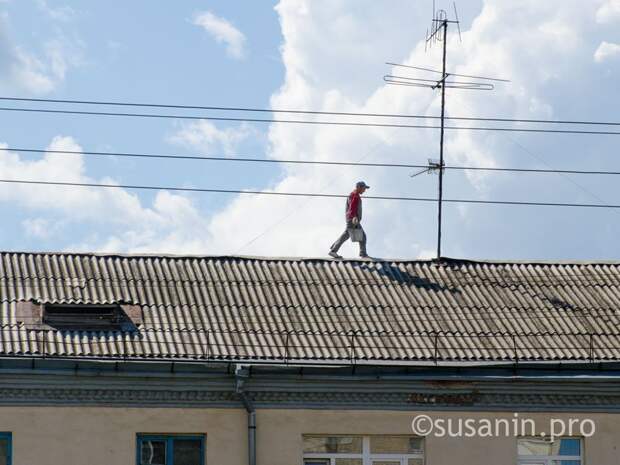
0, 406, 246, 465
258, 410, 620, 465
1, 407, 619, 465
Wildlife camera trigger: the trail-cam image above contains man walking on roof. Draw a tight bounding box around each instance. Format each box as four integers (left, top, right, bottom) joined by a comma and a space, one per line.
329, 181, 369, 259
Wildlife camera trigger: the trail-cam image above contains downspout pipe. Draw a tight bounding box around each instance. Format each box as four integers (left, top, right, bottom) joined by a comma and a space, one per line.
235, 365, 256, 465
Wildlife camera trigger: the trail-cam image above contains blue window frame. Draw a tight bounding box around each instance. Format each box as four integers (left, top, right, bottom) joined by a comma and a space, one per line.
0, 432, 12, 465
137, 435, 205, 465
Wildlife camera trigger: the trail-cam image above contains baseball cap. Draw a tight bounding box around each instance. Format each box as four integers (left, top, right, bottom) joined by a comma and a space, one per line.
356, 181, 370, 189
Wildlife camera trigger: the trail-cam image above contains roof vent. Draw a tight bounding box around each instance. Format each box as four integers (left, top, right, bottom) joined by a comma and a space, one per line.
40, 303, 141, 332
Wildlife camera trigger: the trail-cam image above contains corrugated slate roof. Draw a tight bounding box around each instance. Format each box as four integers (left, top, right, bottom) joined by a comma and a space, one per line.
1, 251, 620, 364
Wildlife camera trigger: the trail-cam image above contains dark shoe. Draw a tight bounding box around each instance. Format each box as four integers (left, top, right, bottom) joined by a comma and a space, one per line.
328, 251, 343, 259
359, 253, 369, 258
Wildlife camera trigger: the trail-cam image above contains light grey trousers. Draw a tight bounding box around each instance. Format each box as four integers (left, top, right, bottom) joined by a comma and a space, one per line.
330, 224, 367, 255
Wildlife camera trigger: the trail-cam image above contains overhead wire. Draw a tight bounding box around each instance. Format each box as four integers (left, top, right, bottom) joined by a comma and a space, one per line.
448, 165, 620, 176
3, 178, 620, 209
2, 105, 620, 136
452, 101, 619, 217
2, 105, 620, 135
3, 95, 620, 127
0, 147, 431, 170
2, 147, 620, 176
507, 135, 617, 214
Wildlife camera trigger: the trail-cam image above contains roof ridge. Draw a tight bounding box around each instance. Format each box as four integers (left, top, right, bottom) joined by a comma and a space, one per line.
0, 250, 619, 265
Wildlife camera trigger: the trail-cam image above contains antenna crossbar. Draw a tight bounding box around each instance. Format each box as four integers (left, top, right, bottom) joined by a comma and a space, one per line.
385, 63, 510, 83
384, 74, 494, 91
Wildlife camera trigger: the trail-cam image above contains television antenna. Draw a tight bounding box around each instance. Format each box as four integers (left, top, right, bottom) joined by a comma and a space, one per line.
384, 1, 509, 259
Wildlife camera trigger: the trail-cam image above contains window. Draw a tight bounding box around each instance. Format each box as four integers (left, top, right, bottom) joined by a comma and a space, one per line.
137, 435, 205, 465
43, 304, 136, 331
0, 433, 12, 465
517, 437, 582, 465
303, 435, 424, 465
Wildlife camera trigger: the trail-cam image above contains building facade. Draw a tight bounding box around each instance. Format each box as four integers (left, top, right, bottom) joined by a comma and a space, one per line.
1, 251, 619, 465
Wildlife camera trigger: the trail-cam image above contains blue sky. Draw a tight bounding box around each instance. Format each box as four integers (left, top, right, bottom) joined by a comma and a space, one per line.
0, 0, 282, 250
0, 0, 619, 260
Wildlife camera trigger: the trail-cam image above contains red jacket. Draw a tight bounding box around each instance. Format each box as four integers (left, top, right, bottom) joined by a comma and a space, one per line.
345, 191, 362, 221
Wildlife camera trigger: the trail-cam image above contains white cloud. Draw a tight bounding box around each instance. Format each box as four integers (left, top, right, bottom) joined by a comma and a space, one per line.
193, 11, 246, 59
0, 137, 216, 254
0, 13, 82, 94
9, 47, 56, 94
594, 41, 620, 62
36, 0, 76, 22
596, 0, 620, 23
168, 121, 255, 155
21, 218, 60, 239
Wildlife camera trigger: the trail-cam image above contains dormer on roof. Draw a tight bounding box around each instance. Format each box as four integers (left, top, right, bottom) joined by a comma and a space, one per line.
15, 301, 143, 332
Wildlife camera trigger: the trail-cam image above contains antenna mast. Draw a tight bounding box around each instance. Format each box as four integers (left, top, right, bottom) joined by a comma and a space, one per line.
436, 12, 449, 259
384, 2, 508, 259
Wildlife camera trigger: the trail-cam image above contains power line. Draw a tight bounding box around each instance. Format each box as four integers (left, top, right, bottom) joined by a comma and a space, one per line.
3, 178, 620, 209
0, 96, 440, 120
453, 100, 620, 227
3, 105, 620, 136
0, 178, 424, 200
0, 147, 426, 169
0, 105, 441, 128
447, 165, 620, 176
4, 147, 620, 177
2, 95, 620, 127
